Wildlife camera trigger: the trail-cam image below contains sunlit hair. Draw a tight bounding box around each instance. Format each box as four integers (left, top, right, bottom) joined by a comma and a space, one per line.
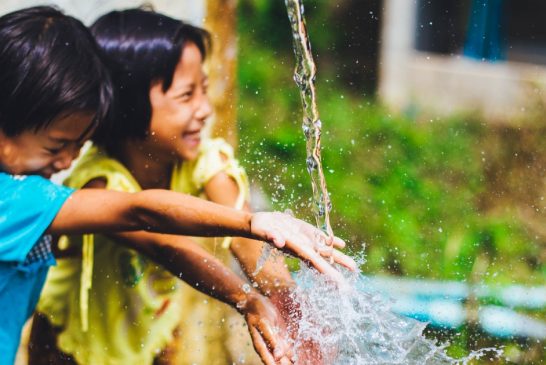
0, 6, 112, 136
90, 8, 210, 154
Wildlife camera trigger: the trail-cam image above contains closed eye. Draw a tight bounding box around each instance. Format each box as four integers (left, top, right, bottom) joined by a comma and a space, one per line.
175, 89, 194, 101
44, 145, 64, 154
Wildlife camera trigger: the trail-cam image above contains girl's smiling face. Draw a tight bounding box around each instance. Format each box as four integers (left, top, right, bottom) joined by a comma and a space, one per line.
147, 42, 212, 162
0, 112, 95, 178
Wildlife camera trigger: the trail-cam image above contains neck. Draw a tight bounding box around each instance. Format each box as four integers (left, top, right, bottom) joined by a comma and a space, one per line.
115, 140, 174, 190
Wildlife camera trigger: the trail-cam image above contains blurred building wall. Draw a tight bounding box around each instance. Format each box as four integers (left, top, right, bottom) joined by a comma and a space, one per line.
379, 0, 546, 122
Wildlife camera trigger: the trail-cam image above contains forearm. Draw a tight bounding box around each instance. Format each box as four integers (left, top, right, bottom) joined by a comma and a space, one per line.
231, 237, 295, 295
50, 189, 253, 238
132, 189, 254, 237
115, 231, 250, 308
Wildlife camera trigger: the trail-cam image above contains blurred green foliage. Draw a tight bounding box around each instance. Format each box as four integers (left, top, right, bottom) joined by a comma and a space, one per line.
236, 1, 544, 362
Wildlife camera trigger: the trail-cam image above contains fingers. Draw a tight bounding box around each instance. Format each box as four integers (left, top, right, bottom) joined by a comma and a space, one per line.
279, 356, 293, 365
295, 219, 345, 250
310, 258, 346, 284
259, 318, 291, 360
256, 212, 355, 283
263, 229, 286, 249
321, 249, 358, 272
249, 325, 278, 365
286, 241, 346, 283
332, 236, 346, 249
249, 321, 293, 365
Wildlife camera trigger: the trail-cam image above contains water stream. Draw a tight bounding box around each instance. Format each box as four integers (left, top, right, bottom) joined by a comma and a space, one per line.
285, 0, 334, 257
282, 1, 501, 363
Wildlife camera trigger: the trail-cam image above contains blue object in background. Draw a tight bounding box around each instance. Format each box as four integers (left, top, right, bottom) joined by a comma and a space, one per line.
360, 275, 546, 340
464, 0, 506, 61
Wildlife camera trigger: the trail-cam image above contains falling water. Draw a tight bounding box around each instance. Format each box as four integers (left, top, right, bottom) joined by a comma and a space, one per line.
285, 0, 334, 255
282, 1, 502, 364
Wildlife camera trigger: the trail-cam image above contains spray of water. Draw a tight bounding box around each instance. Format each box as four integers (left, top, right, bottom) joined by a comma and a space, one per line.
288, 263, 501, 364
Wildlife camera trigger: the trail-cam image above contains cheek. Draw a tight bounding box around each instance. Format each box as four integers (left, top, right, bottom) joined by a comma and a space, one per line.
16, 143, 54, 171
152, 113, 192, 140
166, 100, 194, 124
1, 133, 57, 174
18, 152, 53, 172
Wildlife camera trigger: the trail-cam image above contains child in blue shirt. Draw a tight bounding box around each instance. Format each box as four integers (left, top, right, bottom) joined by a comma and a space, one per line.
0, 6, 355, 365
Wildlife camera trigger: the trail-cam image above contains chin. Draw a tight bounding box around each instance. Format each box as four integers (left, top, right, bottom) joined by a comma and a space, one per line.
180, 150, 199, 161
178, 145, 200, 161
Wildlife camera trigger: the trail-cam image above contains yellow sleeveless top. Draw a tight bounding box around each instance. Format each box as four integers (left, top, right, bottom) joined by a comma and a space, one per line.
37, 139, 255, 365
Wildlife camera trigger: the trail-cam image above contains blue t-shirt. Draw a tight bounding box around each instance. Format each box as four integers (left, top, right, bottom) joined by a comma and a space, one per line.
0, 172, 74, 365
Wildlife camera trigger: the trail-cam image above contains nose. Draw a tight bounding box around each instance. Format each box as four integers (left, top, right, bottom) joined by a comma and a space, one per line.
52, 145, 80, 172
195, 93, 213, 122
52, 153, 73, 172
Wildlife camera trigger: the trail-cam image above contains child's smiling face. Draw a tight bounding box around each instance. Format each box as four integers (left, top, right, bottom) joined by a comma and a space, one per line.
147, 42, 212, 162
0, 112, 95, 178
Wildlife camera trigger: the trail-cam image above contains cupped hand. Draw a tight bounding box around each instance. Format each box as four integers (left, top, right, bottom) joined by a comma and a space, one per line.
250, 212, 357, 283
240, 291, 294, 365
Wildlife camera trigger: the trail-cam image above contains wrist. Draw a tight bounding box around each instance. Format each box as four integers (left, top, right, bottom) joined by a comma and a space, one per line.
244, 211, 253, 238
235, 288, 262, 315
267, 281, 295, 297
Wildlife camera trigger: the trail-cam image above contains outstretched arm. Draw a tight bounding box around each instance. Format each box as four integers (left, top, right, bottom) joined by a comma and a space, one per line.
49, 187, 356, 282
50, 188, 252, 238
113, 230, 293, 364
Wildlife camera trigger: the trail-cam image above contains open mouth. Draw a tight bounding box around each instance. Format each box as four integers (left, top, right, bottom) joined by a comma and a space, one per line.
182, 130, 202, 146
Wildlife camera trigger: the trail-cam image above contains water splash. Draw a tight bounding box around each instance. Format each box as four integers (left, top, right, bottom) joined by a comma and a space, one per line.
285, 0, 334, 251
288, 265, 502, 364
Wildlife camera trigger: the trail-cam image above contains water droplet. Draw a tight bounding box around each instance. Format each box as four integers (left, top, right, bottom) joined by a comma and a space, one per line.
242, 283, 251, 294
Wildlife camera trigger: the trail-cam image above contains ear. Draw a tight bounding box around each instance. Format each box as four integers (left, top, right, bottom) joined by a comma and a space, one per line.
0, 129, 15, 170
149, 80, 167, 109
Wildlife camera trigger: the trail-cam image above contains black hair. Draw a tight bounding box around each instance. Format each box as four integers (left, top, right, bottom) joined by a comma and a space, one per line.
0, 6, 112, 136
90, 8, 210, 154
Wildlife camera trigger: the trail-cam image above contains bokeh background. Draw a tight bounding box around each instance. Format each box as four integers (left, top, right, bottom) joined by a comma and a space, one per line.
237, 1, 545, 363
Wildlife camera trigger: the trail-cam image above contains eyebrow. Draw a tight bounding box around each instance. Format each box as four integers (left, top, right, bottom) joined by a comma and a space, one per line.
176, 75, 208, 89
50, 137, 74, 145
